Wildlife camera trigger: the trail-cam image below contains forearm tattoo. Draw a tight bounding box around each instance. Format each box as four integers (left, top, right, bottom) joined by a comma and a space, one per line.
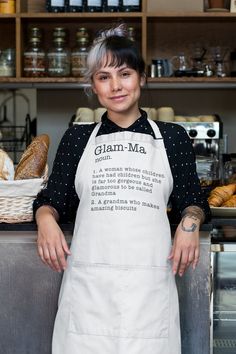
180, 206, 205, 233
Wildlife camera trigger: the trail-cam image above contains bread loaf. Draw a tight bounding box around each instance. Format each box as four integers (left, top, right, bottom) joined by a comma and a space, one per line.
0, 149, 14, 180
222, 194, 236, 207
208, 184, 236, 207
14, 134, 50, 180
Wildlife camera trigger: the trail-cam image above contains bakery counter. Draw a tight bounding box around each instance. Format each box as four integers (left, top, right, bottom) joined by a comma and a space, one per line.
211, 217, 236, 243
0, 221, 213, 232
0, 223, 212, 354
0, 222, 74, 232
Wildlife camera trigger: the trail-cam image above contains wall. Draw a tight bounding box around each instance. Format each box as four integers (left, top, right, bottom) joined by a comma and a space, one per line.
37, 89, 236, 171
0, 89, 37, 126
0, 89, 37, 163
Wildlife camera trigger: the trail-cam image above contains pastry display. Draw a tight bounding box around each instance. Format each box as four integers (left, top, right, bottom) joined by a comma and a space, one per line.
222, 194, 236, 207
208, 184, 236, 207
14, 134, 50, 180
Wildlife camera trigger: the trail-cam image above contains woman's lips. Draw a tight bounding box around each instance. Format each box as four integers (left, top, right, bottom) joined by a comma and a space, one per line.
110, 95, 127, 102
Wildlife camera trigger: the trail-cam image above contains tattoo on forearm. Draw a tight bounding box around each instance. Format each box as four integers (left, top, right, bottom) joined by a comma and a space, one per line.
181, 206, 205, 224
181, 215, 198, 232
180, 206, 204, 233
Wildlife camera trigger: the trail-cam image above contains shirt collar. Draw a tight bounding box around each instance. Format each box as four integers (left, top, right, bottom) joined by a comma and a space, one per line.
100, 109, 148, 133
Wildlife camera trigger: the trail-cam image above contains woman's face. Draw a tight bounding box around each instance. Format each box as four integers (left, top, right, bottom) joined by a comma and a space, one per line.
92, 59, 145, 118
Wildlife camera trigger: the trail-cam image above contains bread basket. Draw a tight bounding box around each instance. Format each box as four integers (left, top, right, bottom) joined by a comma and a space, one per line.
0, 166, 48, 223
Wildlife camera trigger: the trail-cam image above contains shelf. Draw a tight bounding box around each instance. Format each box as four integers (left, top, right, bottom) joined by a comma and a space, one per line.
0, 14, 17, 19
0, 10, 235, 19
147, 77, 236, 89
1, 77, 236, 89
146, 11, 236, 19
19, 12, 143, 18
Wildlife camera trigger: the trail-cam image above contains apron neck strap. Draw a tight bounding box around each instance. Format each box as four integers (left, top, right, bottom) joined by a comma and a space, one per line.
147, 119, 162, 139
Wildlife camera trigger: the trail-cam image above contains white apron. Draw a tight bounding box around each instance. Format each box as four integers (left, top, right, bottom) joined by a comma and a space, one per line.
52, 119, 181, 354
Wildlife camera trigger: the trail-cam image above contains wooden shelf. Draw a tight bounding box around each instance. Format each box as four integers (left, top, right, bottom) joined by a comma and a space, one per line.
1, 77, 236, 90
19, 12, 143, 18
0, 0, 236, 88
146, 11, 236, 18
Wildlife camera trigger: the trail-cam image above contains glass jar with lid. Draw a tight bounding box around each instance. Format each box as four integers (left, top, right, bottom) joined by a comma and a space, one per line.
103, 0, 120, 12
121, 0, 141, 12
76, 27, 89, 40
47, 37, 71, 77
85, 0, 103, 12
53, 27, 68, 40
0, 48, 15, 77
65, 0, 84, 12
71, 37, 89, 78
127, 26, 135, 41
223, 153, 236, 184
23, 38, 46, 77
196, 155, 220, 190
28, 26, 42, 39
46, 0, 65, 12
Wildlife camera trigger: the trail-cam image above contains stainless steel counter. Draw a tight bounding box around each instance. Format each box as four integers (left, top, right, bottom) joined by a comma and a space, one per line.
0, 229, 211, 354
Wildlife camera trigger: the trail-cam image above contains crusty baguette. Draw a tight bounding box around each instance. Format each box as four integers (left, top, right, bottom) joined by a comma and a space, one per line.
222, 194, 236, 207
208, 184, 236, 207
0, 149, 14, 180
14, 134, 50, 180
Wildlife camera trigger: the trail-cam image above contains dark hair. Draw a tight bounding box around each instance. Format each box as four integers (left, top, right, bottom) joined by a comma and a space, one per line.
103, 36, 145, 76
85, 24, 146, 83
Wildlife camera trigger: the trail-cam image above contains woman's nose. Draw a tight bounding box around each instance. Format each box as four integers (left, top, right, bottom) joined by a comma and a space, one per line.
111, 77, 122, 91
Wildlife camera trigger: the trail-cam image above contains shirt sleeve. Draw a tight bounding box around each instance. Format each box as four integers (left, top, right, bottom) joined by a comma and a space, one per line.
33, 123, 96, 222
159, 122, 211, 222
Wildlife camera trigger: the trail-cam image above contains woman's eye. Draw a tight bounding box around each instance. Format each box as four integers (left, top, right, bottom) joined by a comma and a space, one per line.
98, 75, 108, 81
122, 72, 131, 77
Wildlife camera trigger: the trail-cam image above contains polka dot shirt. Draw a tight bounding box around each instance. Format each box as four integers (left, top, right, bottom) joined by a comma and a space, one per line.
33, 109, 211, 223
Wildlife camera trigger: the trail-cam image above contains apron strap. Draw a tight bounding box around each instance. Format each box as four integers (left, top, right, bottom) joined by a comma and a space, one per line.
86, 122, 102, 146
147, 119, 163, 140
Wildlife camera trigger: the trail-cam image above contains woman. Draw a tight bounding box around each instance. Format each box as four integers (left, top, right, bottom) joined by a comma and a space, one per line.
34, 24, 210, 354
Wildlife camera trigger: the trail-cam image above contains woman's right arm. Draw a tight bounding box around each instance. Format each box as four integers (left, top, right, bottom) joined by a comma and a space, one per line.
34, 124, 96, 271
36, 205, 71, 272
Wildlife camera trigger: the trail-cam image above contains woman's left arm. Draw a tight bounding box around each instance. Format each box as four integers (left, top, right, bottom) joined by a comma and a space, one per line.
168, 205, 205, 277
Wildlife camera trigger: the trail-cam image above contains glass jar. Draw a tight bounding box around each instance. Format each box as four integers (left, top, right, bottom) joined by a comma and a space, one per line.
127, 26, 135, 41
71, 37, 89, 78
47, 38, 71, 77
76, 27, 89, 40
53, 27, 67, 40
196, 155, 220, 189
46, 0, 65, 12
28, 26, 42, 39
103, 0, 120, 12
85, 0, 103, 12
121, 0, 141, 12
65, 0, 84, 12
223, 154, 236, 184
24, 38, 46, 77
0, 48, 15, 77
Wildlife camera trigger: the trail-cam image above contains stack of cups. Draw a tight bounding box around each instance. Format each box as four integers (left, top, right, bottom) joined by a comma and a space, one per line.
156, 107, 175, 122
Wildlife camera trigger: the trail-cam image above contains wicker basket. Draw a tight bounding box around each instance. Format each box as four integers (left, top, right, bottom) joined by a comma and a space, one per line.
0, 176, 47, 223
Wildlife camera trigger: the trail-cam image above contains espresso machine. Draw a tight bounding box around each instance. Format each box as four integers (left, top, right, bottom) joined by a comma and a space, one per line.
175, 116, 223, 192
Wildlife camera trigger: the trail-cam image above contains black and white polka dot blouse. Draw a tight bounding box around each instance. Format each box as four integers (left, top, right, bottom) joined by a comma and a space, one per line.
33, 109, 211, 223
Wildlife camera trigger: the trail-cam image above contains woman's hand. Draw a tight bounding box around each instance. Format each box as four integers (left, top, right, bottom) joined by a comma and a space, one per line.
36, 206, 71, 272
168, 206, 204, 277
